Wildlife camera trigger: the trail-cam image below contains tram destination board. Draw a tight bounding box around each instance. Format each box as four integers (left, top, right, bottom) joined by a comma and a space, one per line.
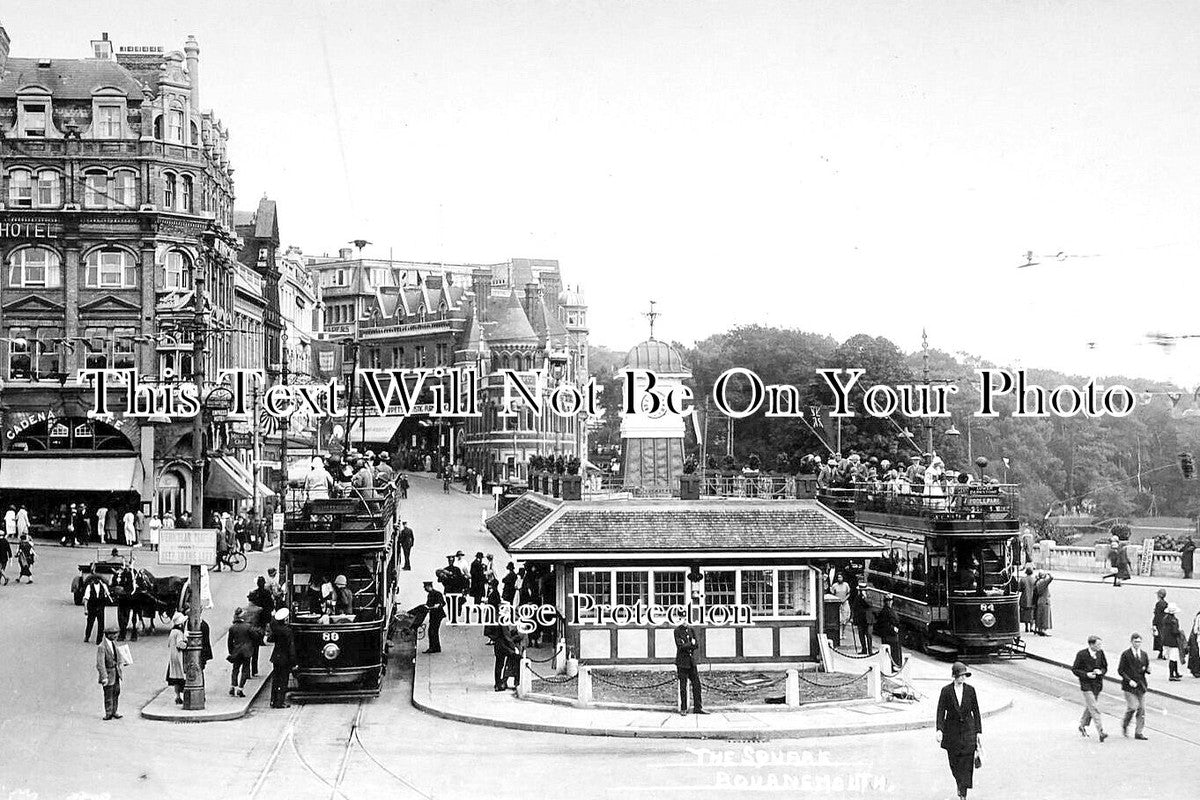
158, 529, 218, 566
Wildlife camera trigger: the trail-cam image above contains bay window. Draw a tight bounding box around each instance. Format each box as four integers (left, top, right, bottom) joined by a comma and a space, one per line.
181, 175, 193, 213
164, 172, 177, 209
161, 250, 191, 290
168, 109, 184, 143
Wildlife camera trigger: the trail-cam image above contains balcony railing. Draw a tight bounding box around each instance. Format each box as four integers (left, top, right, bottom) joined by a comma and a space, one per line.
818, 484, 1019, 523
282, 487, 396, 549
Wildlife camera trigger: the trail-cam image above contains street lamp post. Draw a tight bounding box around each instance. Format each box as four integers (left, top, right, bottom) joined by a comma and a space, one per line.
184, 273, 207, 711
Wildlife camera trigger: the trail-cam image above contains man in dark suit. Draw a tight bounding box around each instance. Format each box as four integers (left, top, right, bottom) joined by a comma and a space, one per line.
470, 552, 487, 605
1071, 634, 1109, 741
423, 581, 446, 654
873, 594, 903, 669
674, 621, 706, 715
935, 661, 981, 800
1118, 632, 1151, 739
399, 522, 414, 570
493, 625, 522, 691
95, 624, 123, 720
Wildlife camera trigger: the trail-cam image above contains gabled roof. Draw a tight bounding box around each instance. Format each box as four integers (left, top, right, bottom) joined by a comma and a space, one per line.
0, 57, 145, 99
485, 291, 538, 343
487, 495, 886, 558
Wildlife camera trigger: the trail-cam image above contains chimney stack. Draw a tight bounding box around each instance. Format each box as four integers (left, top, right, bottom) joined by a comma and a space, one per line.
471, 268, 492, 322
0, 24, 11, 76
523, 282, 539, 322
540, 270, 562, 312
184, 35, 200, 108
338, 247, 353, 260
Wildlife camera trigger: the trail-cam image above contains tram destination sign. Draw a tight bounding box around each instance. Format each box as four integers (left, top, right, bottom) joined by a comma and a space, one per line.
158, 529, 217, 566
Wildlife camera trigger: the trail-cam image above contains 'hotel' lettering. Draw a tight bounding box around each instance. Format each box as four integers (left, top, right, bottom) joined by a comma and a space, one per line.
0, 222, 51, 239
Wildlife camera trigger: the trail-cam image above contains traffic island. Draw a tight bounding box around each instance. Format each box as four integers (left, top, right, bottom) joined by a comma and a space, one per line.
410, 628, 1014, 739
140, 640, 275, 722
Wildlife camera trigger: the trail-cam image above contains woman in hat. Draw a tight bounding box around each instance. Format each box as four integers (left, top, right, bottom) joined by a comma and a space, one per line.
936, 661, 982, 800
1161, 603, 1185, 681
1152, 589, 1168, 658
166, 612, 188, 704
1033, 571, 1053, 636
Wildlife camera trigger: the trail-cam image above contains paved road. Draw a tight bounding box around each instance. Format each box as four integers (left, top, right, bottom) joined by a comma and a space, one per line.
1, 478, 1197, 799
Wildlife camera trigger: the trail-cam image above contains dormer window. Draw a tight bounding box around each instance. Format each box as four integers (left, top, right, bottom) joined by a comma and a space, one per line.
21, 103, 48, 137
95, 104, 122, 138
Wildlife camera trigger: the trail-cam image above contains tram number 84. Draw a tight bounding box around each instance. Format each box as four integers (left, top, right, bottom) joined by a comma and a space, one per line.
978, 603, 996, 628
322, 632, 341, 642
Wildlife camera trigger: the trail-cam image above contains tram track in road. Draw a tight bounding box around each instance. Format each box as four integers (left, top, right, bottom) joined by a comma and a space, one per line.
249, 699, 433, 800
972, 658, 1200, 750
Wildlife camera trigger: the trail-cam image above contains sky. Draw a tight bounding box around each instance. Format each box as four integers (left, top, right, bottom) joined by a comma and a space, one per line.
6, 0, 1200, 383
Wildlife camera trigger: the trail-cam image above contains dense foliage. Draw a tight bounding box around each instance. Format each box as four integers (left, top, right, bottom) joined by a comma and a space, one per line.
590, 326, 1200, 525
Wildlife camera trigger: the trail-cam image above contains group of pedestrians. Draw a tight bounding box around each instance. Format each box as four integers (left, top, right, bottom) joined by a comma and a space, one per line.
0, 534, 35, 584
1151, 589, 1200, 681
1017, 566, 1054, 636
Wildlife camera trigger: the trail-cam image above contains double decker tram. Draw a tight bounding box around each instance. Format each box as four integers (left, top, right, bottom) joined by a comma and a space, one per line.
280, 487, 399, 699
819, 482, 1023, 658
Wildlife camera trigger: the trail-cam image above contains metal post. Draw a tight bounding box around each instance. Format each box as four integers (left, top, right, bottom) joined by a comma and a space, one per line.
183, 273, 208, 711
279, 331, 289, 535
189, 275, 207, 529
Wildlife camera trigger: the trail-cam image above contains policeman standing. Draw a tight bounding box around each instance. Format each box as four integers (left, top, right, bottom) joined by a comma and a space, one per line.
674, 619, 706, 715
422, 580, 445, 654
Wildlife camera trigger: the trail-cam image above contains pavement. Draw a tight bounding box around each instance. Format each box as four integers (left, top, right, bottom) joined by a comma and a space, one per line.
412, 618, 1013, 739
141, 638, 275, 721
1019, 576, 1200, 705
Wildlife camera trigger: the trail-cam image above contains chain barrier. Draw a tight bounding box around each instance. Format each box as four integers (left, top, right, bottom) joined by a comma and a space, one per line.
830, 646, 877, 660
796, 669, 871, 689
698, 675, 787, 696
590, 672, 679, 691
524, 651, 558, 664
529, 667, 578, 685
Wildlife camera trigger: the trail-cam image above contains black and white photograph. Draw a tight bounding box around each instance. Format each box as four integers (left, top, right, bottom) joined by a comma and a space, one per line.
1, 2, 1199, 798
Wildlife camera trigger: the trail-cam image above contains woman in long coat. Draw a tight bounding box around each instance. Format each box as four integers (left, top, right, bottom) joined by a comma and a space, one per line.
1152, 589, 1168, 658
1161, 603, 1185, 681
166, 612, 188, 704
1033, 571, 1053, 635
1019, 567, 1037, 633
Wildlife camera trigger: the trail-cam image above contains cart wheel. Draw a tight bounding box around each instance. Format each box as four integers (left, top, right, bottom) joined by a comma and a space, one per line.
228, 552, 247, 572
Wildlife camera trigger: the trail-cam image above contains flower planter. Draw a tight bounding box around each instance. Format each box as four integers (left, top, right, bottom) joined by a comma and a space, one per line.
679, 474, 700, 500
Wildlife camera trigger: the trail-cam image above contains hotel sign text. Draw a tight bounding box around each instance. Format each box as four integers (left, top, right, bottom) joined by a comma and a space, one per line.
0, 222, 53, 240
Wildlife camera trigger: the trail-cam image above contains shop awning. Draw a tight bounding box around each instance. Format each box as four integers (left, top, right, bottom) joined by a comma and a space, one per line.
0, 455, 142, 493
347, 416, 403, 445
205, 456, 275, 500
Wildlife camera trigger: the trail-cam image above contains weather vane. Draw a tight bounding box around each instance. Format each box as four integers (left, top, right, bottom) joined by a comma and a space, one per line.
644, 300, 660, 340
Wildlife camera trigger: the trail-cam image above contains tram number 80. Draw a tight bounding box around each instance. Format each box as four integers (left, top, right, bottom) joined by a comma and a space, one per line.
322, 632, 341, 642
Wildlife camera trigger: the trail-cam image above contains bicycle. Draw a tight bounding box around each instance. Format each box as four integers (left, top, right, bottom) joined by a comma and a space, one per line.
216, 550, 247, 573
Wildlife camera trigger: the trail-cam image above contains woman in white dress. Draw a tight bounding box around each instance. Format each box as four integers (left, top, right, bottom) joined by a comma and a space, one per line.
149, 515, 162, 552
830, 573, 852, 639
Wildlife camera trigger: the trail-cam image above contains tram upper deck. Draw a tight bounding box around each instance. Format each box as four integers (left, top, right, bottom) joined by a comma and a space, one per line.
817, 483, 1020, 534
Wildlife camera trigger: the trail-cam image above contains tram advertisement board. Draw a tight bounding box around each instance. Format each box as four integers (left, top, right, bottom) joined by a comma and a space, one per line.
158, 529, 218, 566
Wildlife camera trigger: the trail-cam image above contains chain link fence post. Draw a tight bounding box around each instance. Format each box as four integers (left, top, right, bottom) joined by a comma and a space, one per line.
576, 665, 593, 708
785, 669, 799, 707
867, 662, 881, 700
517, 656, 531, 698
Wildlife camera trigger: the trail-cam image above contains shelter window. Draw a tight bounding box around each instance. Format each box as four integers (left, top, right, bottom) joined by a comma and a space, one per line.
7, 168, 33, 208
615, 570, 648, 606
575, 570, 613, 612
85, 248, 137, 289
7, 247, 61, 288
651, 570, 686, 607
702, 570, 736, 606
777, 569, 813, 616
739, 569, 774, 615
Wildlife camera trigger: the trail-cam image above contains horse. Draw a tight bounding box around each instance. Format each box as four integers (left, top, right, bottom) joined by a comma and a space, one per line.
129, 569, 185, 633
